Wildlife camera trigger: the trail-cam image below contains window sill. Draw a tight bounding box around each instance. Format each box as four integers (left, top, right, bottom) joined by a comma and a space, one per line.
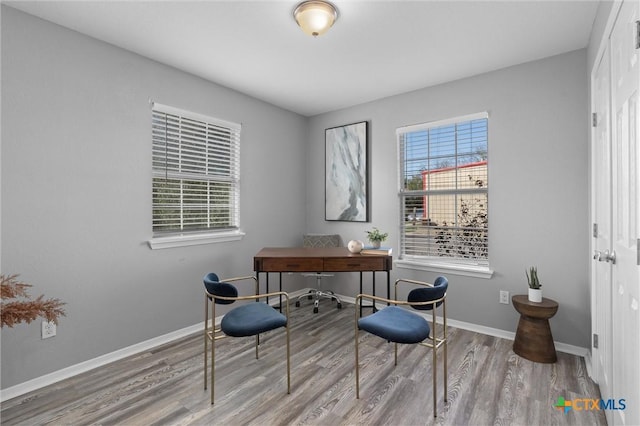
147, 230, 245, 250
395, 258, 494, 279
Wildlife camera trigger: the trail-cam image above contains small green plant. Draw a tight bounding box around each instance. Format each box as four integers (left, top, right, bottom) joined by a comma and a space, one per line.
526, 267, 542, 289
366, 227, 388, 243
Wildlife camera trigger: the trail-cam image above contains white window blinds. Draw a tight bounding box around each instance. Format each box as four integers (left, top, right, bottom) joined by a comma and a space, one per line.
151, 103, 241, 236
397, 112, 488, 264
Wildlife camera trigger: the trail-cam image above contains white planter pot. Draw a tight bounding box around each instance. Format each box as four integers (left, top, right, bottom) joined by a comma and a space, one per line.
528, 288, 542, 303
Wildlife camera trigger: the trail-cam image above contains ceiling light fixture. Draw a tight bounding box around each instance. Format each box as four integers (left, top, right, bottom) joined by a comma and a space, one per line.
293, 0, 338, 37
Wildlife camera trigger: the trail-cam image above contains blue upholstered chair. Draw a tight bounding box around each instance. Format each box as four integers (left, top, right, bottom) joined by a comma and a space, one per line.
203, 273, 290, 404
355, 276, 448, 418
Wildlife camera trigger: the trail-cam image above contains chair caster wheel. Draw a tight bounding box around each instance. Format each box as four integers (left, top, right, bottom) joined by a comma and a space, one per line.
337, 303, 342, 309
295, 301, 300, 307
313, 307, 319, 314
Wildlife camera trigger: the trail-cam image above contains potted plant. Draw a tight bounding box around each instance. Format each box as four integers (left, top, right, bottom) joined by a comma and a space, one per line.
366, 227, 388, 248
526, 266, 542, 303
1, 274, 66, 328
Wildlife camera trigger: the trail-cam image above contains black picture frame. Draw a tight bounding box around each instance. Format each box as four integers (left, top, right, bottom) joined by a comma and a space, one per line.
325, 121, 369, 222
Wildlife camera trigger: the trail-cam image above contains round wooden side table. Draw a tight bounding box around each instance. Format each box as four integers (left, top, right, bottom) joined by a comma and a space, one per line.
512, 295, 559, 363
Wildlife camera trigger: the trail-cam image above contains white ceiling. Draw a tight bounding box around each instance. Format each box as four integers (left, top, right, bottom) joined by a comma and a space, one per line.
6, 0, 599, 117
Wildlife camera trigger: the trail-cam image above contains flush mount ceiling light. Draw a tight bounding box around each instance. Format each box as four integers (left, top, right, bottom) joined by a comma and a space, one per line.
293, 0, 339, 37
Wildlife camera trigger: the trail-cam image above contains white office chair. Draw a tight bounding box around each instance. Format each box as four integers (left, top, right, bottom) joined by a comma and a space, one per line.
295, 234, 343, 313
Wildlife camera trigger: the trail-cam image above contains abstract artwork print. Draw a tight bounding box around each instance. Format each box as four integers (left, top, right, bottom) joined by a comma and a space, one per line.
325, 121, 368, 222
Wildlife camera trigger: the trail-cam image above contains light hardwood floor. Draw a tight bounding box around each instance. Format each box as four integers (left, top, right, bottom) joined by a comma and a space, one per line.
1, 301, 606, 425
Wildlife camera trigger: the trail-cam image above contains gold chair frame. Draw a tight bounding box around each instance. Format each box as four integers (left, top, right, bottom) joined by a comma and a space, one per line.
355, 278, 447, 418
204, 275, 291, 404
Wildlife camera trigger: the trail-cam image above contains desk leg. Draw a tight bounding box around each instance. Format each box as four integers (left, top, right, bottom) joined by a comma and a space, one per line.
359, 271, 381, 315
387, 271, 390, 305
266, 273, 269, 304
255, 271, 261, 346
255, 271, 263, 303
359, 272, 362, 317
262, 273, 283, 311
372, 272, 377, 312
278, 272, 283, 312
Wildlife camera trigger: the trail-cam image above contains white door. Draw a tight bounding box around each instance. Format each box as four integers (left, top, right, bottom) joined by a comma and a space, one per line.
610, 1, 640, 425
592, 43, 613, 425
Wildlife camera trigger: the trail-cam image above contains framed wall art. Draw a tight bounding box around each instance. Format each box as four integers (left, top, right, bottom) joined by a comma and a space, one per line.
325, 121, 369, 222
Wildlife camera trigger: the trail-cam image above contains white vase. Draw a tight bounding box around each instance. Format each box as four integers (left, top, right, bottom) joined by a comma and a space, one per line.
528, 288, 542, 303
347, 240, 364, 253
370, 240, 381, 249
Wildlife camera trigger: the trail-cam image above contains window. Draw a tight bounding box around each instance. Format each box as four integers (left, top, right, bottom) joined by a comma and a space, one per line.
397, 112, 489, 270
150, 103, 241, 246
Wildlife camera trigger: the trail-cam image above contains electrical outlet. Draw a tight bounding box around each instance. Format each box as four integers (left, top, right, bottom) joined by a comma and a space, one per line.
499, 290, 509, 305
41, 320, 56, 339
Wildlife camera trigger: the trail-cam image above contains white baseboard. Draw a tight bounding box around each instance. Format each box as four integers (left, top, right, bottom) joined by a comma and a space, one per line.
0, 321, 209, 402
0, 290, 589, 401
340, 294, 589, 358
0, 290, 308, 402
445, 316, 589, 358
0, 317, 222, 401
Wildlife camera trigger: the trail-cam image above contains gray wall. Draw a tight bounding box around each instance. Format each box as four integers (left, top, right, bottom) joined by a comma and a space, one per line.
2, 5, 591, 391
1, 6, 308, 389
306, 49, 590, 348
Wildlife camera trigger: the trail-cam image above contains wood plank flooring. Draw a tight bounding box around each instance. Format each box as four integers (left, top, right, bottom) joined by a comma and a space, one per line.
1, 300, 607, 425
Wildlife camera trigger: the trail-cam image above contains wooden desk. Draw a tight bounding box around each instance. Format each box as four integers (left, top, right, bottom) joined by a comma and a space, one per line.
512, 295, 559, 363
253, 247, 392, 312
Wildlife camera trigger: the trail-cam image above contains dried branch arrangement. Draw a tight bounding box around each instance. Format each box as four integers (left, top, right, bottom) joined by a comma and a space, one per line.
1, 274, 66, 328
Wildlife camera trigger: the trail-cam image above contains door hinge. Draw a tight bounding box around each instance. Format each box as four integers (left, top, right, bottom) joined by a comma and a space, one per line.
593, 223, 598, 238
592, 112, 598, 127
593, 333, 599, 349
636, 21, 640, 49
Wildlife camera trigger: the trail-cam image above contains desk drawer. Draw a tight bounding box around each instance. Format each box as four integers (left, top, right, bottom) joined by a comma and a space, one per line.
258, 257, 323, 272
324, 256, 387, 272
